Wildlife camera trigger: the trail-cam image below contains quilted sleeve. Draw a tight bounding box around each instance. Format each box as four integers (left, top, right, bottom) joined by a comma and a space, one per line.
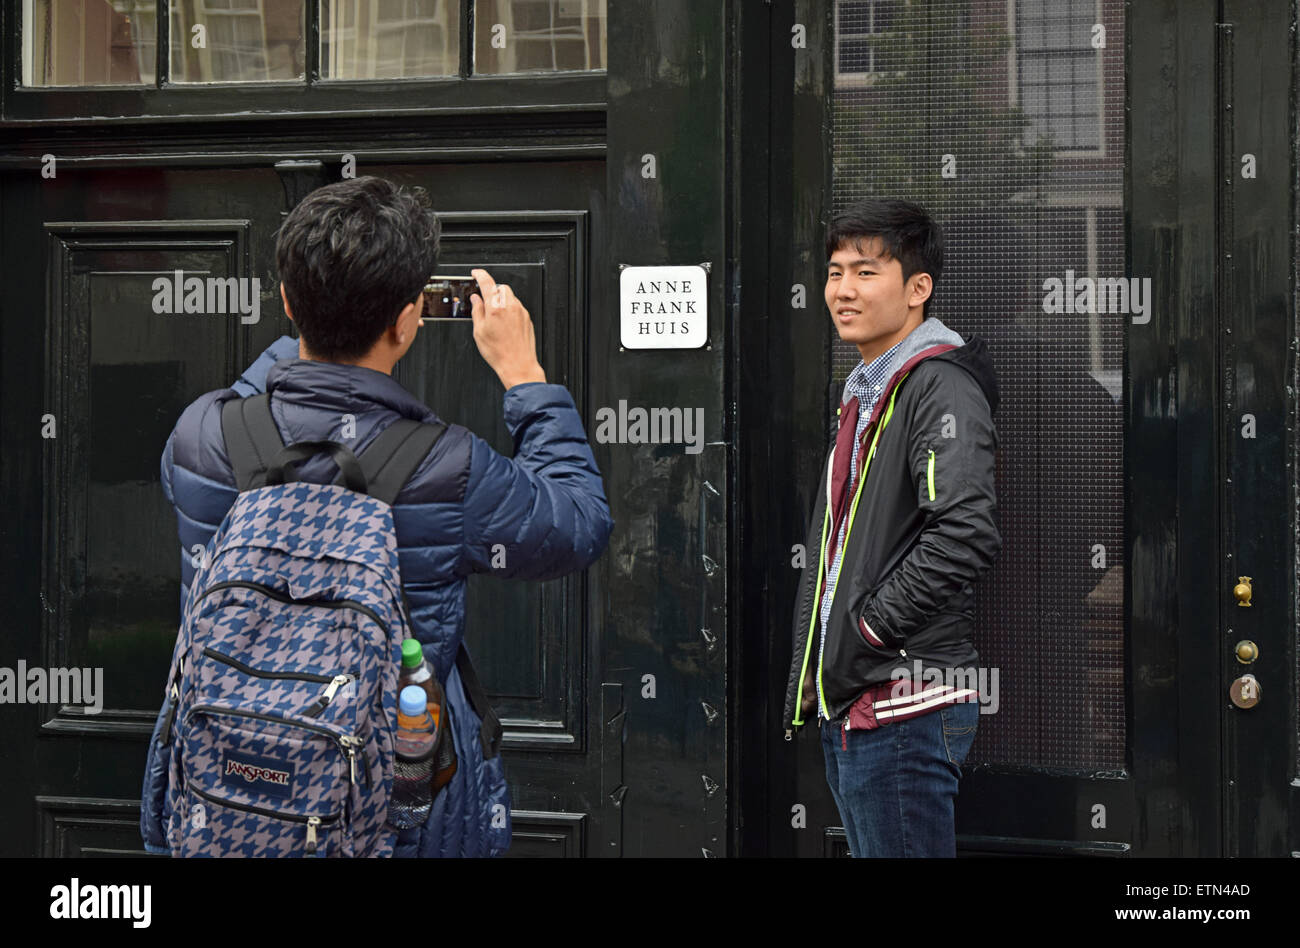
458, 382, 614, 580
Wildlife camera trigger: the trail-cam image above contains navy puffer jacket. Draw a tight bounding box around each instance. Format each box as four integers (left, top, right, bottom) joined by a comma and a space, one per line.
140, 335, 614, 856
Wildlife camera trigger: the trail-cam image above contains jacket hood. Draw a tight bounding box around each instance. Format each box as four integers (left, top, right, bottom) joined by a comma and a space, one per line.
841, 316, 999, 416
266, 358, 434, 421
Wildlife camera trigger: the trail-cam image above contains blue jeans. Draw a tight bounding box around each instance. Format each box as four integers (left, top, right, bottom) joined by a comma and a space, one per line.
821, 700, 979, 857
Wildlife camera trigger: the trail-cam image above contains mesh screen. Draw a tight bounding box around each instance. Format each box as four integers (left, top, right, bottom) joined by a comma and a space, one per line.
829, 0, 1125, 769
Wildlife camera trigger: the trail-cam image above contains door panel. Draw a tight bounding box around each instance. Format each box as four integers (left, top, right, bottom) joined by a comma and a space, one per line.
1219, 0, 1297, 857
2, 157, 613, 856
397, 208, 591, 754
794, 0, 1297, 858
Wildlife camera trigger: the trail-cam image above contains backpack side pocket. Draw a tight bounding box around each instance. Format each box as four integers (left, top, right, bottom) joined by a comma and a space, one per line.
140, 692, 175, 853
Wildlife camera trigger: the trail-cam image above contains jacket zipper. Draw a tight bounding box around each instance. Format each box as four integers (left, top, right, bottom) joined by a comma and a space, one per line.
927, 448, 936, 501
202, 647, 357, 718
186, 703, 365, 785
789, 501, 832, 736
815, 374, 908, 725
187, 783, 339, 855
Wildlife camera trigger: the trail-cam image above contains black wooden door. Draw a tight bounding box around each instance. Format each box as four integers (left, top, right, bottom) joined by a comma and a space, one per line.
0, 155, 611, 856
1213, 0, 1297, 857
0, 0, 736, 859
766, 0, 1297, 858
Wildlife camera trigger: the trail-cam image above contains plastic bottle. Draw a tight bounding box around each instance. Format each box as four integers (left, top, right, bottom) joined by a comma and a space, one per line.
398, 639, 442, 711
397, 639, 457, 791
389, 685, 436, 829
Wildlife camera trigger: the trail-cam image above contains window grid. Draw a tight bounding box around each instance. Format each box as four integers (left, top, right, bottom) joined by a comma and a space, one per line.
1016, 0, 1101, 151
835, 0, 904, 85
22, 0, 608, 86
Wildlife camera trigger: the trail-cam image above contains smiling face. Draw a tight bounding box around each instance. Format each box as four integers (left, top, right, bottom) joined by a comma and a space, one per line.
825, 236, 932, 364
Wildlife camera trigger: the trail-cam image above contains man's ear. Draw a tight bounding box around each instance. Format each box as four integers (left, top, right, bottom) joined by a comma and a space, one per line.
395, 296, 422, 344
280, 283, 295, 322
910, 273, 933, 309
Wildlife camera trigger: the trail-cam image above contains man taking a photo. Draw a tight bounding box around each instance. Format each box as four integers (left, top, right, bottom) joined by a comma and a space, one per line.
141, 175, 613, 857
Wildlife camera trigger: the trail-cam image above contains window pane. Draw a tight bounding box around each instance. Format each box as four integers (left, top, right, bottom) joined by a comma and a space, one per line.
474, 0, 606, 74
320, 0, 458, 79
23, 0, 157, 86
169, 0, 304, 82
833, 0, 1126, 770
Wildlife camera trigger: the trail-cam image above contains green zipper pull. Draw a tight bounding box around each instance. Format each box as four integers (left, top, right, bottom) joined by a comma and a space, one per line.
927, 449, 936, 501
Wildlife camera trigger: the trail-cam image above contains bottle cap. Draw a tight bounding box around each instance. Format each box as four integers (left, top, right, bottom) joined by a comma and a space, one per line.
401, 639, 424, 669
399, 685, 427, 716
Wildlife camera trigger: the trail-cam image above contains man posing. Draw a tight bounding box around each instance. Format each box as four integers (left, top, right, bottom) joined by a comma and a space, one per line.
782, 199, 1001, 858
141, 176, 613, 857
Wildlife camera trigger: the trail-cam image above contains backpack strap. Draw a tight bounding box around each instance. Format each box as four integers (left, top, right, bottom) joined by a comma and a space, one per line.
456, 643, 503, 759
222, 393, 446, 503
221, 393, 286, 491
331, 418, 448, 506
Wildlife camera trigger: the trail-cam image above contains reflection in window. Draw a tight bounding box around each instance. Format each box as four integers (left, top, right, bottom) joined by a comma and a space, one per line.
1016, 0, 1100, 150
832, 0, 1125, 770
474, 0, 605, 74
169, 0, 304, 82
23, 0, 156, 86
320, 0, 458, 79
834, 0, 902, 82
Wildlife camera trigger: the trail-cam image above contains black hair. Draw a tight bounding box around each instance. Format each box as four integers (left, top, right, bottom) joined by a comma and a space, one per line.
825, 198, 944, 319
275, 176, 440, 361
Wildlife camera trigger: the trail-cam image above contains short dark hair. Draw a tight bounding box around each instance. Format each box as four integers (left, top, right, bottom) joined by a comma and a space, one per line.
825, 199, 944, 319
276, 176, 440, 361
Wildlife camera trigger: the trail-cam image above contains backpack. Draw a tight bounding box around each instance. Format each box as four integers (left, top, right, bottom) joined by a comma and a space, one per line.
155, 393, 447, 857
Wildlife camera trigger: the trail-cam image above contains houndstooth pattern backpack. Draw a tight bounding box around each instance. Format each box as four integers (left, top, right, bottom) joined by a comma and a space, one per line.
155, 394, 444, 857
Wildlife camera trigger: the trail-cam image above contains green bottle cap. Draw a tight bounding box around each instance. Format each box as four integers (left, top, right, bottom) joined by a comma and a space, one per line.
401, 639, 424, 668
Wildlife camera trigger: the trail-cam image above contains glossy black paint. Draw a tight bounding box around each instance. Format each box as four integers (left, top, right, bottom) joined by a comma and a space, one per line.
762, 0, 1299, 858
1219, 0, 1297, 857
0, 0, 1296, 858
603, 0, 729, 857
743, 0, 837, 859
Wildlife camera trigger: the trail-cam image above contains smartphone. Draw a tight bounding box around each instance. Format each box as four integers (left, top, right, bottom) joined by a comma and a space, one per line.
421, 275, 478, 321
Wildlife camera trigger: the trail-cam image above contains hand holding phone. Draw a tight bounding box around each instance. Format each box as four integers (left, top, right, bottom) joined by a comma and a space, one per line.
467, 268, 547, 390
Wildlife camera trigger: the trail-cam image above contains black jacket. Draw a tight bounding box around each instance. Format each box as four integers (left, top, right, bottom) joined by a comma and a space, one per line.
782, 327, 1002, 735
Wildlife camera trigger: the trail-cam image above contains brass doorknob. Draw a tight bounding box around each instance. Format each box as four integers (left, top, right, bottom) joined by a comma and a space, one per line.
1234, 640, 1258, 663
1233, 576, 1252, 607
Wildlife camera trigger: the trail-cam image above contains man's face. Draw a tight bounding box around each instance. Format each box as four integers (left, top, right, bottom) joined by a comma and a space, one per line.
825, 236, 929, 361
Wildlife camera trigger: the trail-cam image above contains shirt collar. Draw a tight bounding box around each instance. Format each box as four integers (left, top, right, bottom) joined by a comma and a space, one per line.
844, 338, 905, 406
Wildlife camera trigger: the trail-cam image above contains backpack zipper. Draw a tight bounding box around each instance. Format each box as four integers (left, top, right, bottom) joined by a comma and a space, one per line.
201, 648, 357, 718
195, 579, 391, 636
187, 783, 339, 855
187, 703, 363, 785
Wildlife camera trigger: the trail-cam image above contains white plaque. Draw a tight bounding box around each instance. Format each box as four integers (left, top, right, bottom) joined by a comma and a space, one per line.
619, 264, 708, 349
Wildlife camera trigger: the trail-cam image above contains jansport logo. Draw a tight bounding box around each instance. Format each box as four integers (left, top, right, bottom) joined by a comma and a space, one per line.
49, 878, 150, 928
223, 755, 292, 797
